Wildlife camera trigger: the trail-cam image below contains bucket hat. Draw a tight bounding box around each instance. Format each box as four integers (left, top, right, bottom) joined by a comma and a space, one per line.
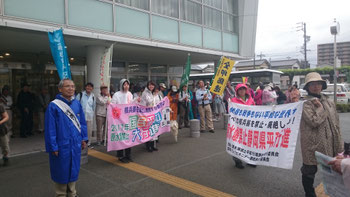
303, 72, 327, 90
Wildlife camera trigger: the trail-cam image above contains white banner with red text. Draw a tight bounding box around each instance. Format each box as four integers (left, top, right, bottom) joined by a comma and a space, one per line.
226, 101, 304, 169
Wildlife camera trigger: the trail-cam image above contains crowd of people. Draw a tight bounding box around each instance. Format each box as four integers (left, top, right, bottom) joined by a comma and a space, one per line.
1, 73, 350, 197
0, 83, 51, 139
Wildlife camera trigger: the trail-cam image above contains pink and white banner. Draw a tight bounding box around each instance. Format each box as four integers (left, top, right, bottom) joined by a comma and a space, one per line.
107, 97, 171, 152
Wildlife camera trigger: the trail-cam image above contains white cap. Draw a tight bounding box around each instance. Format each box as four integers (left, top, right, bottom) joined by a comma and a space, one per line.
171, 86, 177, 92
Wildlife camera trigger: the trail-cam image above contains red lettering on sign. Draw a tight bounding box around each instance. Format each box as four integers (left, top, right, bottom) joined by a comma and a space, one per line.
280, 128, 291, 148
267, 132, 274, 148
253, 131, 259, 148
259, 131, 266, 150
247, 130, 253, 147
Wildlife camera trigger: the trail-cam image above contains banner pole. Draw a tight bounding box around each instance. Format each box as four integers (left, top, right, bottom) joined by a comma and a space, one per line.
210, 56, 223, 87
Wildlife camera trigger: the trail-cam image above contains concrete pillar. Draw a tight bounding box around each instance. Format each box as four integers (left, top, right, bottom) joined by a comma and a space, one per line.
86, 45, 106, 96
84, 45, 106, 148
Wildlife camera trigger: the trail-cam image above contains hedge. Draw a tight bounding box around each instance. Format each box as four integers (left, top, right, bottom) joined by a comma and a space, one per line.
336, 104, 350, 113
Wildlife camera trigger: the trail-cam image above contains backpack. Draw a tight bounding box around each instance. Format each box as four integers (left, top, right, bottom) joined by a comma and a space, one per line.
77, 92, 94, 102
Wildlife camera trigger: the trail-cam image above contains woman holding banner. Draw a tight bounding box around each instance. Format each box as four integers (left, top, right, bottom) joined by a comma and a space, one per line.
300, 72, 343, 197
111, 79, 134, 163
141, 81, 159, 152
230, 83, 255, 169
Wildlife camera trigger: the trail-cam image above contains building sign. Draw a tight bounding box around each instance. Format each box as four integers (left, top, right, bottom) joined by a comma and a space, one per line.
226, 101, 304, 169
210, 57, 235, 96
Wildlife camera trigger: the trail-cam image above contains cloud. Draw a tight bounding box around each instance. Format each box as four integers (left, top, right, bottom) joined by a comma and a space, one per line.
255, 0, 350, 67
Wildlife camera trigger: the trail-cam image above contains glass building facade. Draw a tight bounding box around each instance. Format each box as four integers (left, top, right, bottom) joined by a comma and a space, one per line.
2, 0, 239, 53
0, 0, 259, 92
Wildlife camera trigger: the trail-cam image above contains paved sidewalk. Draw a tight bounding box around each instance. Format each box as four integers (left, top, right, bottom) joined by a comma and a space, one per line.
0, 113, 349, 197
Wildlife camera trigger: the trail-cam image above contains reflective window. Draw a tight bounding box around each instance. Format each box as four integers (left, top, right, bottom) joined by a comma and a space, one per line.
112, 61, 126, 72
151, 76, 168, 86
128, 75, 148, 87
116, 0, 149, 10
203, 0, 222, 9
169, 66, 183, 75
110, 75, 126, 91
150, 64, 167, 73
128, 63, 148, 73
223, 13, 237, 33
223, 0, 238, 15
180, 0, 202, 24
152, 0, 179, 18
203, 6, 221, 30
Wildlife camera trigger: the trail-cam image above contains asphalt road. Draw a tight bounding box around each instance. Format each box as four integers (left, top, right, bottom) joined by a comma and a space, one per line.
0, 113, 349, 197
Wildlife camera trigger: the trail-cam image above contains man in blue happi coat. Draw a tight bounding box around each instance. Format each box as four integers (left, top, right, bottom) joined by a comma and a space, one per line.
45, 79, 88, 197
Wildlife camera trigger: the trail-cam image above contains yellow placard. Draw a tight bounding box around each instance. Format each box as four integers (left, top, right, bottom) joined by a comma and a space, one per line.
242, 77, 248, 84
210, 57, 235, 96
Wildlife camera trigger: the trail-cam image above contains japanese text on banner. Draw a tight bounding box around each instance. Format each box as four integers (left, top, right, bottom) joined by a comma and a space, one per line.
210, 57, 235, 96
226, 101, 304, 169
107, 97, 171, 152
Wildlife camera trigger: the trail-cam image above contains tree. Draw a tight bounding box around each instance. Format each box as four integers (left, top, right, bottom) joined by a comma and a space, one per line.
281, 66, 350, 85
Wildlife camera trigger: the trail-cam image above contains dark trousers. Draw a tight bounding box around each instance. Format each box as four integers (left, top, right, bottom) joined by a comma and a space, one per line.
117, 148, 131, 158
301, 164, 317, 197
20, 110, 33, 136
192, 103, 198, 119
179, 103, 189, 127
224, 100, 229, 113
146, 141, 155, 149
232, 156, 242, 164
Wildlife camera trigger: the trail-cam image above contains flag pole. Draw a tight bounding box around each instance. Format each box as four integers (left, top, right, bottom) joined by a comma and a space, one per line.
210, 56, 223, 87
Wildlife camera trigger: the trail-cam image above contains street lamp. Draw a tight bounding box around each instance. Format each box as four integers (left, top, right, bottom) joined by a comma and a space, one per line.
330, 19, 340, 104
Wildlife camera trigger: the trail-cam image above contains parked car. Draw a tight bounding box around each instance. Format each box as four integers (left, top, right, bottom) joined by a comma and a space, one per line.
299, 84, 307, 99
322, 83, 350, 104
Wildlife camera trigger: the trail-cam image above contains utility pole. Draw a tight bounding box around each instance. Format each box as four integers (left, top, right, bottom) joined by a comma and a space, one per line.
331, 19, 340, 104
303, 23, 307, 69
297, 22, 310, 69
257, 52, 265, 60
253, 53, 256, 69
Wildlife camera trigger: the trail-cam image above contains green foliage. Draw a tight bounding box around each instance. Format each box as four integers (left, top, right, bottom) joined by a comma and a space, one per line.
281, 65, 350, 77
336, 104, 350, 113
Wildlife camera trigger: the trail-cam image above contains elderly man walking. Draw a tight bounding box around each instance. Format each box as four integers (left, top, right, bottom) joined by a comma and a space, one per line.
45, 79, 88, 197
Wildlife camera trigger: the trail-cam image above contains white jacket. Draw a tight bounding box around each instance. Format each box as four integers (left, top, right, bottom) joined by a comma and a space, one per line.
141, 88, 155, 107
111, 79, 133, 105
111, 91, 133, 104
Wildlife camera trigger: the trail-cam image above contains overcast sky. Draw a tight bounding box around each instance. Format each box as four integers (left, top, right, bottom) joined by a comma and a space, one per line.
255, 0, 350, 67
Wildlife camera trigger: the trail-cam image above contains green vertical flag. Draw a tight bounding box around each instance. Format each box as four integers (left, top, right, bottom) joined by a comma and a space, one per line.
180, 54, 191, 90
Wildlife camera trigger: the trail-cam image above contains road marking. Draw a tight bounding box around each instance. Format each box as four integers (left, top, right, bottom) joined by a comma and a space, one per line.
88, 149, 236, 197
315, 183, 329, 197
